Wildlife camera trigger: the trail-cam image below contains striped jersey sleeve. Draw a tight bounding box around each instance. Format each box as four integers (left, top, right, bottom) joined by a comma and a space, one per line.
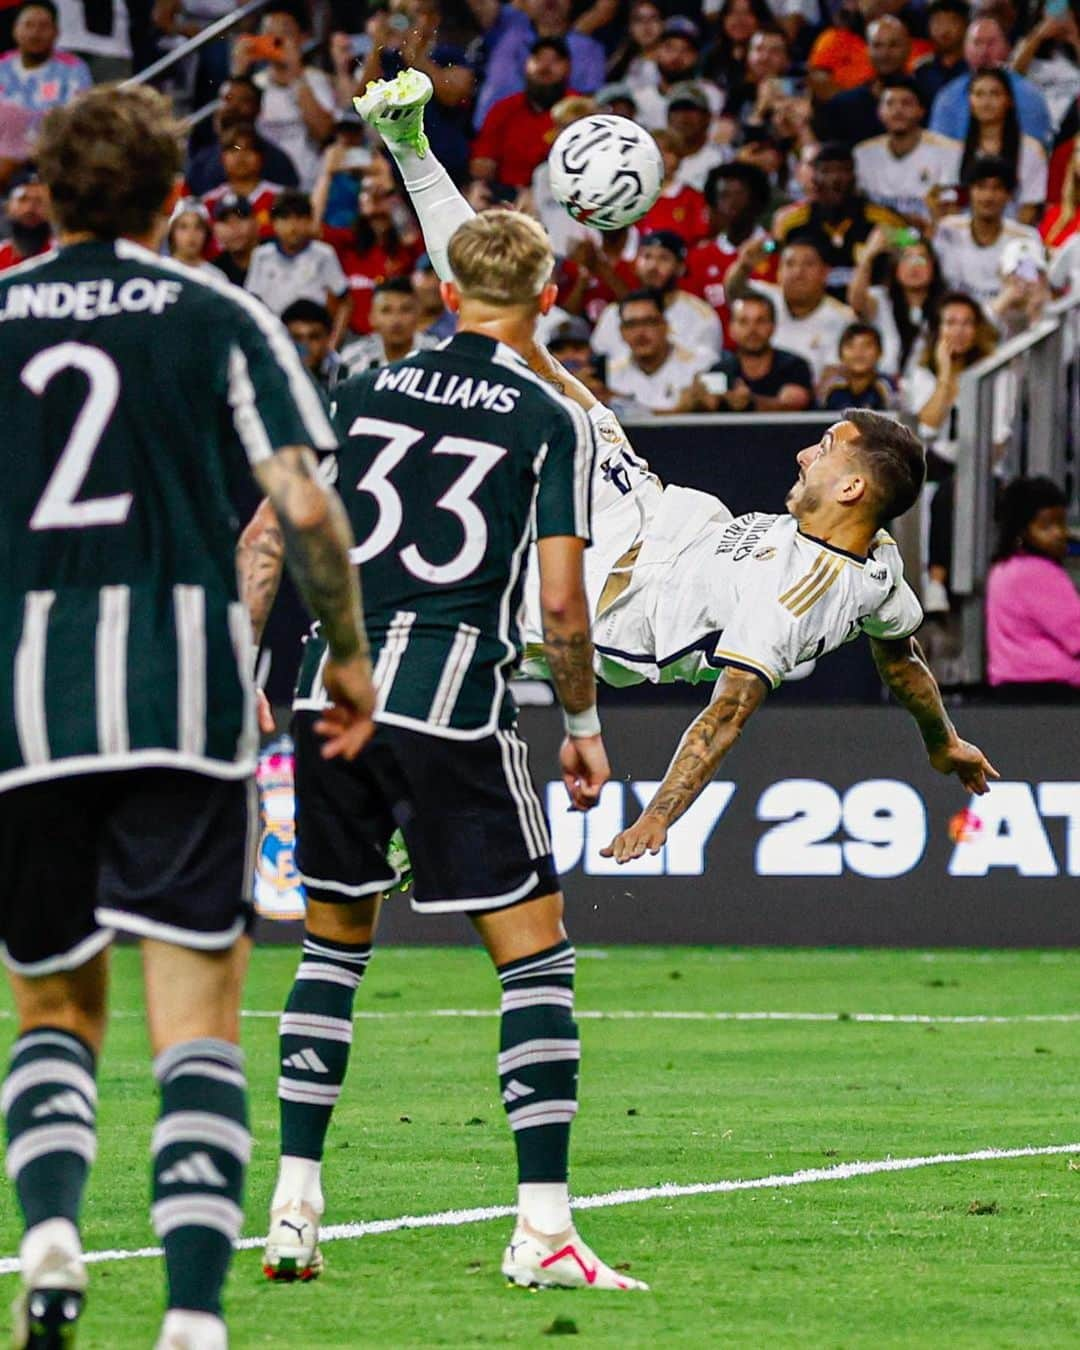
534, 397, 595, 543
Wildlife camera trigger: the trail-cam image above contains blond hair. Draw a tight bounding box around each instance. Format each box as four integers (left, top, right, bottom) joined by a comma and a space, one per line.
447, 211, 554, 307
553, 95, 596, 128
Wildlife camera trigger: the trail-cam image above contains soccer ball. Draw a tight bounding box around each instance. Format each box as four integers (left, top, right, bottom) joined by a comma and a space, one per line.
548, 115, 664, 232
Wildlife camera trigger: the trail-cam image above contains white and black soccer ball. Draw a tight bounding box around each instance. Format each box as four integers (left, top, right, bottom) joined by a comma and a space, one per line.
548, 115, 664, 232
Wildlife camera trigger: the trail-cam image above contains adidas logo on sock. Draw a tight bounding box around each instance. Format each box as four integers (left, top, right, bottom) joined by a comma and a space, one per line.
31, 1091, 93, 1122
159, 1151, 228, 1188
282, 1048, 329, 1074
501, 1079, 535, 1104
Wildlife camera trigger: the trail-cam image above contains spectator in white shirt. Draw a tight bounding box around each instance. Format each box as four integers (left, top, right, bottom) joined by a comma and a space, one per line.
590, 228, 722, 364
245, 189, 352, 346
633, 18, 722, 129
854, 77, 962, 232
232, 8, 337, 190
848, 224, 947, 378
341, 277, 437, 373
933, 155, 1044, 313
957, 69, 1048, 226
726, 233, 857, 381
605, 289, 712, 412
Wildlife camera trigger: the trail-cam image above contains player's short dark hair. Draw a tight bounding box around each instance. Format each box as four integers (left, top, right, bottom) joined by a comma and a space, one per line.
271, 189, 313, 219
281, 298, 331, 329
840, 321, 882, 352
373, 276, 415, 300
879, 74, 925, 105
529, 35, 570, 60
844, 410, 926, 524
37, 85, 180, 240
619, 288, 666, 318
733, 291, 776, 323
964, 153, 1017, 192
17, 0, 58, 22
703, 161, 771, 216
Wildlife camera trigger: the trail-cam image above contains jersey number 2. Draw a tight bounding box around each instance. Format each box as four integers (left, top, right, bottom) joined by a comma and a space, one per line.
346, 416, 507, 585
23, 342, 131, 531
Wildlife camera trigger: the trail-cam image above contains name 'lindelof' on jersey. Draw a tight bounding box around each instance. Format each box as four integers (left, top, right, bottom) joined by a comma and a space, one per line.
591, 489, 924, 688
0, 239, 336, 792
294, 332, 595, 738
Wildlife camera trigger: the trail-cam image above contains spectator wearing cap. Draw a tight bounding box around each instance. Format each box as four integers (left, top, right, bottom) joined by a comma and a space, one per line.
282, 299, 345, 396
341, 1, 476, 184
167, 198, 212, 270
341, 277, 437, 374
231, 7, 337, 190
546, 314, 606, 397
246, 189, 352, 346
0, 177, 50, 269
986, 476, 1080, 696
605, 289, 713, 414
412, 252, 456, 339
185, 77, 299, 195
634, 19, 723, 131
772, 142, 905, 296
818, 15, 916, 147
210, 192, 259, 286
557, 226, 639, 326
666, 82, 729, 193
593, 80, 637, 120
727, 233, 857, 381
913, 0, 969, 109
929, 16, 1052, 149
323, 159, 421, 335
471, 37, 575, 190
201, 123, 284, 242
683, 162, 773, 339
472, 0, 604, 130
678, 292, 815, 412
932, 154, 1043, 310
854, 77, 961, 229
591, 229, 722, 364
0, 1, 89, 115
637, 129, 710, 247
817, 322, 894, 409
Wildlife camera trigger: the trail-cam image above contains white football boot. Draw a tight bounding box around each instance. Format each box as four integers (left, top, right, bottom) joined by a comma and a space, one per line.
262, 1199, 324, 1283
501, 1219, 649, 1291
353, 68, 433, 157
11, 1219, 86, 1349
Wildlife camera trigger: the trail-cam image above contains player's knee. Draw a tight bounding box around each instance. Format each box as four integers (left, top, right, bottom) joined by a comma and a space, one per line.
304, 896, 380, 946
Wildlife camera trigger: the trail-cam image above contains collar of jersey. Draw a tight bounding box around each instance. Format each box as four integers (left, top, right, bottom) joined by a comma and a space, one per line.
796, 528, 868, 565
445, 331, 526, 365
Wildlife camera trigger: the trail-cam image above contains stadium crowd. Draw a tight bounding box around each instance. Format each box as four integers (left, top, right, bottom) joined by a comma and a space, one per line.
0, 0, 1076, 634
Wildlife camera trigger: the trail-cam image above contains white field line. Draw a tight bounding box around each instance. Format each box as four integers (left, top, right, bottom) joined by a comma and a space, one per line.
0, 1142, 1076, 1278
2, 1009, 1080, 1025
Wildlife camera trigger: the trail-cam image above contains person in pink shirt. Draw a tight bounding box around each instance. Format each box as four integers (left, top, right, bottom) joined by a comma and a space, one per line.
986, 476, 1080, 696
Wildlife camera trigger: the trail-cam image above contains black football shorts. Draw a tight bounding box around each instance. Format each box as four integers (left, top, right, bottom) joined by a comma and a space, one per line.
293, 713, 558, 914
0, 768, 257, 975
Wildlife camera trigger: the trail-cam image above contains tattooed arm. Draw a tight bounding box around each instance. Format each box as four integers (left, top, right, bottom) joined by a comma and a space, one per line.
536, 534, 610, 810
602, 669, 765, 863
237, 495, 285, 647
870, 636, 998, 793
249, 447, 375, 759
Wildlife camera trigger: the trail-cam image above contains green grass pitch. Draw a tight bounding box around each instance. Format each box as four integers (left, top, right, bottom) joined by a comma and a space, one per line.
2, 946, 1079, 1347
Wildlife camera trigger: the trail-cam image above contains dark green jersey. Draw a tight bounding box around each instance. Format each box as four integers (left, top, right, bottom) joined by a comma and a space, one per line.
0, 239, 336, 791
294, 332, 594, 737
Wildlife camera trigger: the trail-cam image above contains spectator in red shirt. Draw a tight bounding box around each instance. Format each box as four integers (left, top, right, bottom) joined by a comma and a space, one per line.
683, 162, 773, 340
325, 163, 421, 335
200, 124, 284, 244
0, 176, 51, 269
557, 226, 639, 324
470, 36, 573, 189
637, 129, 711, 247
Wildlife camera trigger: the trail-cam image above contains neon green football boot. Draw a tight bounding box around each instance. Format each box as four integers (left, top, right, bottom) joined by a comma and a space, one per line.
353, 68, 432, 157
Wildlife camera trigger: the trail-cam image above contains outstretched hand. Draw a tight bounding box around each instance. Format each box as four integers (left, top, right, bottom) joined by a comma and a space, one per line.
600, 813, 667, 863
929, 738, 1000, 796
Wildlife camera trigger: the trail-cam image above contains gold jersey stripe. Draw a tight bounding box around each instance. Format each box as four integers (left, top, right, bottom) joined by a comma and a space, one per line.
778, 552, 830, 609
789, 557, 845, 617
712, 648, 779, 687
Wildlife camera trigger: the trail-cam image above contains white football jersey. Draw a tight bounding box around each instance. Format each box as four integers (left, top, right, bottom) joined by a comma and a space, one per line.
750, 283, 856, 381
591, 489, 923, 688
932, 214, 1044, 310
854, 132, 962, 221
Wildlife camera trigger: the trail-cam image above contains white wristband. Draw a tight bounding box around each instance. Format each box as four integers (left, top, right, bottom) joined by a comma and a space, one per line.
564, 705, 601, 738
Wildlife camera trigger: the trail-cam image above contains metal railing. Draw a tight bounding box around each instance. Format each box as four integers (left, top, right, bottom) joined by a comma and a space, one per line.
950, 290, 1080, 682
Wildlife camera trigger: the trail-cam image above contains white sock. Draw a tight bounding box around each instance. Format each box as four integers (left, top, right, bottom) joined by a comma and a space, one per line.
385, 141, 474, 283
518, 1182, 572, 1236
271, 1155, 324, 1215
20, 1217, 83, 1284
158, 1309, 227, 1350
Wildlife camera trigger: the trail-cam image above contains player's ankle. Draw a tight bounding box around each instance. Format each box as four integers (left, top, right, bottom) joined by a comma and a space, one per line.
517, 1182, 572, 1236
271, 1155, 324, 1214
